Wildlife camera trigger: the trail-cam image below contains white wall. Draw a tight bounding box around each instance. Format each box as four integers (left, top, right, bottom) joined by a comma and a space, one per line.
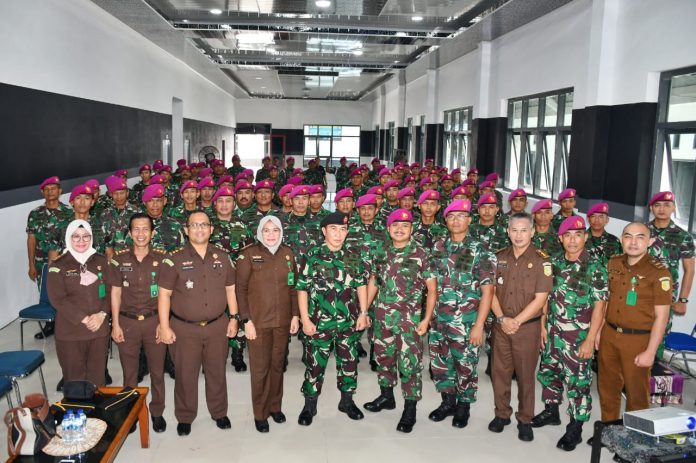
404, 76, 428, 121
234, 99, 372, 130
0, 0, 238, 328
437, 49, 481, 119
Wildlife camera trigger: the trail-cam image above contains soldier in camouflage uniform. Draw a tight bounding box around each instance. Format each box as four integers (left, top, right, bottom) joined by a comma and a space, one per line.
333, 157, 351, 191
255, 157, 272, 183
552, 188, 579, 231
303, 160, 324, 186
101, 176, 140, 259
380, 181, 401, 225
196, 177, 216, 219
277, 184, 294, 218
233, 180, 255, 219
211, 159, 227, 183
334, 188, 356, 222
50, 185, 105, 256
86, 179, 111, 219
364, 209, 437, 433
429, 199, 495, 428
532, 199, 563, 257
482, 173, 504, 207
308, 185, 330, 220
295, 212, 369, 426
397, 187, 419, 221
208, 186, 255, 372
168, 180, 200, 226
282, 185, 322, 269
501, 188, 528, 228
227, 154, 246, 178
647, 191, 695, 357
367, 158, 381, 186
130, 164, 152, 204
468, 194, 509, 253
531, 216, 607, 452
239, 180, 278, 231
129, 184, 185, 252
278, 156, 296, 186
349, 170, 368, 197
585, 202, 622, 264
412, 190, 448, 249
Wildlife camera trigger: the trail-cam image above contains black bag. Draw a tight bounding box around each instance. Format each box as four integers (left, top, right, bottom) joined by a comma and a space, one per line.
5, 394, 56, 456
100, 387, 140, 413
63, 380, 96, 401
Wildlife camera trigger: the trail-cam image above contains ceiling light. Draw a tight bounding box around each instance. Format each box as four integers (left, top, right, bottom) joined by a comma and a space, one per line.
395, 32, 407, 37
315, 0, 331, 7
182, 19, 189, 23
237, 32, 275, 45
261, 86, 267, 89
412, 15, 423, 21
266, 47, 277, 54
210, 9, 222, 15
352, 50, 363, 56
393, 60, 399, 63
255, 77, 263, 80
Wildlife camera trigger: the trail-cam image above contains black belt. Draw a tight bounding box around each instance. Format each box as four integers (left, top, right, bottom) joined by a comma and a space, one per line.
523, 315, 542, 325
171, 311, 225, 327
120, 311, 157, 321
607, 322, 650, 335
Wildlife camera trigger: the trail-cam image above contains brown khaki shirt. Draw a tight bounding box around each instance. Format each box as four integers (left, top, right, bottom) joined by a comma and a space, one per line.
235, 243, 299, 328
158, 243, 236, 321
495, 245, 553, 317
47, 252, 110, 341
106, 247, 165, 315
606, 254, 672, 331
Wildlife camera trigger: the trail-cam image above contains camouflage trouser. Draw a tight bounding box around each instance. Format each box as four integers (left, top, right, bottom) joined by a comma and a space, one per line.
301, 328, 360, 397
537, 328, 592, 422
34, 258, 46, 291
484, 312, 494, 355
429, 319, 480, 403
373, 307, 423, 401
228, 333, 246, 350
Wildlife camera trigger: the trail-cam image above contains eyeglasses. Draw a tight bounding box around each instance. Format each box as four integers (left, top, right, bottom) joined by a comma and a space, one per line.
187, 222, 211, 229
71, 234, 92, 242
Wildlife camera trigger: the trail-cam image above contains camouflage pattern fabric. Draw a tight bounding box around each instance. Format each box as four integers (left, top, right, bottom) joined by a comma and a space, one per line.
335, 166, 351, 190
412, 219, 448, 250
167, 204, 199, 226
99, 203, 140, 252
537, 250, 608, 422
304, 168, 324, 186
281, 213, 322, 268
467, 221, 510, 254
585, 230, 622, 265
209, 216, 254, 261
26, 203, 72, 283
239, 204, 279, 232
125, 216, 185, 252
91, 195, 112, 218
309, 208, 331, 221
255, 167, 270, 183
552, 211, 578, 231
227, 165, 246, 178
296, 243, 368, 396
532, 229, 563, 257
129, 181, 147, 204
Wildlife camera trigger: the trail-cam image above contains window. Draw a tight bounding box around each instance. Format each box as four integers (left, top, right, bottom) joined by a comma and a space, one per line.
387, 121, 396, 162
443, 107, 472, 171
304, 125, 360, 166
654, 67, 696, 233
374, 124, 380, 158
418, 115, 426, 163
406, 117, 414, 163
506, 89, 573, 199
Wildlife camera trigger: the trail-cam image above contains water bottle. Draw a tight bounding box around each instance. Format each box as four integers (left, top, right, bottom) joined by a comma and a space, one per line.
77, 409, 87, 442
62, 411, 75, 443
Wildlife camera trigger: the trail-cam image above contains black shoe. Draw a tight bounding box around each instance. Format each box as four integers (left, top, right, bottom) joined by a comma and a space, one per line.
34, 322, 55, 340
452, 402, 470, 428
105, 368, 113, 386
485, 354, 492, 376
165, 349, 176, 379
369, 360, 378, 372
152, 416, 167, 433
518, 423, 534, 442
531, 403, 561, 428
586, 436, 606, 447
298, 396, 318, 426
231, 348, 247, 372
557, 419, 583, 452
396, 400, 417, 433
56, 377, 64, 392
338, 392, 364, 420
214, 416, 231, 429
356, 342, 367, 358
270, 411, 286, 423
488, 416, 511, 433
428, 393, 456, 422
177, 423, 191, 436
254, 419, 269, 433
364, 386, 396, 412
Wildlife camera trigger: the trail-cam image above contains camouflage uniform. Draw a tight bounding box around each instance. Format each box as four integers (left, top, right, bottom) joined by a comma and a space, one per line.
167, 204, 200, 226
239, 204, 279, 232
255, 167, 271, 183
533, 228, 564, 257
99, 202, 140, 252
467, 221, 509, 253
585, 230, 622, 265
430, 237, 496, 402
26, 203, 72, 285
129, 181, 148, 204
91, 195, 112, 218
281, 213, 322, 268
537, 250, 608, 422
552, 211, 578, 231
412, 219, 448, 250
304, 168, 324, 186
296, 243, 368, 397
367, 170, 380, 187
371, 239, 435, 401
125, 216, 185, 252
227, 165, 246, 178
309, 208, 331, 221
335, 166, 351, 190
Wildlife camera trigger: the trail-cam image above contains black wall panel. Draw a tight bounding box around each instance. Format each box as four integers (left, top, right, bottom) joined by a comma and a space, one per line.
184, 118, 235, 164
471, 117, 507, 176
360, 130, 374, 156
425, 124, 444, 164
270, 129, 303, 155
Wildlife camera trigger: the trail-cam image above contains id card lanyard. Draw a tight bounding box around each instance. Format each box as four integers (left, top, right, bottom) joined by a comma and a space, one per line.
150, 271, 158, 298
286, 257, 295, 286
626, 276, 637, 306
98, 272, 106, 299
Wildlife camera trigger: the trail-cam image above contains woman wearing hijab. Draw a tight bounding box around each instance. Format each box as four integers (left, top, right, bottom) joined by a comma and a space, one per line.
235, 215, 300, 433
47, 219, 110, 386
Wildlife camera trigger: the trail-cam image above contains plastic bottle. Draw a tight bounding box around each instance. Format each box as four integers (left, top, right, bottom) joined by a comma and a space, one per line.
63, 410, 75, 444
77, 409, 87, 442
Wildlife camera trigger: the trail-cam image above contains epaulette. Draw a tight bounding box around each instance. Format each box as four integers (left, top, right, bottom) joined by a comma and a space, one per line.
170, 247, 184, 254
151, 247, 167, 254
536, 249, 549, 259
53, 253, 68, 263
239, 242, 256, 252
650, 256, 668, 269
115, 248, 129, 256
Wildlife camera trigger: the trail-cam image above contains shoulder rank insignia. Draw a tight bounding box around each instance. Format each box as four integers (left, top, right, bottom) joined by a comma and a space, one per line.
162, 258, 174, 267
48, 267, 60, 273
536, 249, 549, 259
110, 259, 119, 266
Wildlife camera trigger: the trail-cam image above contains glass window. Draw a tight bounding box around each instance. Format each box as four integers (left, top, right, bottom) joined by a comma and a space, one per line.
443, 107, 473, 171
667, 72, 696, 123
506, 88, 573, 198
303, 125, 361, 165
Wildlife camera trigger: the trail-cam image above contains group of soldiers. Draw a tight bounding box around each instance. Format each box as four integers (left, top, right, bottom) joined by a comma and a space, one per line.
26, 155, 694, 454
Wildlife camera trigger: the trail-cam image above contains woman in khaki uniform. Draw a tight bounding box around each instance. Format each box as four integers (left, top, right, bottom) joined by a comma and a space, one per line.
47, 219, 110, 385
236, 215, 300, 433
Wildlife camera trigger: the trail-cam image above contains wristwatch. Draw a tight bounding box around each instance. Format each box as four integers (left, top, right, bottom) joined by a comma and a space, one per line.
678, 297, 689, 303
229, 313, 241, 322
496, 315, 506, 324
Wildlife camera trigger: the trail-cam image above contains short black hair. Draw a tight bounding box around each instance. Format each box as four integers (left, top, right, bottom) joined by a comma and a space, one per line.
129, 212, 153, 231
187, 211, 210, 226
509, 212, 533, 227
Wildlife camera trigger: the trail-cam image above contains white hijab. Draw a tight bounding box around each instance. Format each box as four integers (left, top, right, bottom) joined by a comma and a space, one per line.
64, 219, 97, 265
257, 215, 283, 255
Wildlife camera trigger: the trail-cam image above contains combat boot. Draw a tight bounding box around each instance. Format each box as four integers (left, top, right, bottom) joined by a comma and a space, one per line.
231, 347, 247, 372
363, 386, 396, 412
298, 396, 318, 426
356, 342, 367, 358
396, 400, 417, 433
369, 345, 377, 372
338, 392, 364, 420
428, 393, 456, 422
452, 401, 470, 428
531, 403, 561, 428
557, 419, 583, 451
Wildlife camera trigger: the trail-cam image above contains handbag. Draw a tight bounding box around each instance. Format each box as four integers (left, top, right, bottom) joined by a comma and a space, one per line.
5, 394, 56, 456
100, 387, 140, 413
63, 380, 96, 401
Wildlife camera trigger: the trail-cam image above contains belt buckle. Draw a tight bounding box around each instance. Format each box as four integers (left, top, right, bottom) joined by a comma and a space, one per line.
616, 326, 624, 333
198, 320, 208, 327
137, 314, 145, 321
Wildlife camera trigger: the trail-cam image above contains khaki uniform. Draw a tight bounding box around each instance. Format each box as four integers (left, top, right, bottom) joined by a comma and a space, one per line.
47, 252, 110, 386
236, 243, 299, 421
598, 254, 672, 421
492, 246, 552, 423
158, 244, 236, 424
107, 247, 167, 416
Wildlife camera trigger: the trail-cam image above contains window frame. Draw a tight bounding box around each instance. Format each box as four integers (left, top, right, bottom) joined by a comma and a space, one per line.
443, 106, 473, 171
303, 124, 361, 166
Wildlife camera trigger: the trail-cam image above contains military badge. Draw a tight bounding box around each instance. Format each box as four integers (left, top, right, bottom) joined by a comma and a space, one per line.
185, 279, 194, 289
659, 277, 671, 292
543, 262, 552, 276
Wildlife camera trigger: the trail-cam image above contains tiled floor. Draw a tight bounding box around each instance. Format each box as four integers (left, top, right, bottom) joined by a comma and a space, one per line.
2, 320, 695, 462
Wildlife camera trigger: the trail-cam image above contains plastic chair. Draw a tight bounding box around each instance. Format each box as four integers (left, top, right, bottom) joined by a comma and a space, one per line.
0, 350, 48, 404
665, 324, 696, 376
0, 377, 12, 408
18, 265, 56, 350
